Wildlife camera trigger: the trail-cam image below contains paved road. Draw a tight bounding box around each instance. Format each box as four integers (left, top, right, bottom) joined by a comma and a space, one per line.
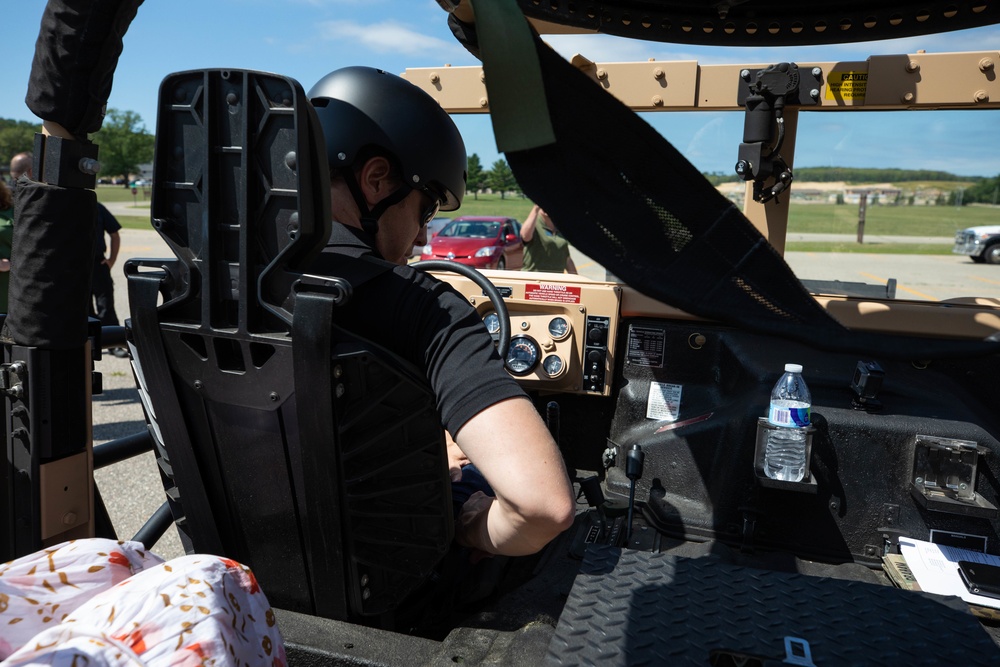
93, 225, 999, 560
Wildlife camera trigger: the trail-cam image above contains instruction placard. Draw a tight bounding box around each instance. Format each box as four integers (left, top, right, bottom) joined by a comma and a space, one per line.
647, 381, 682, 422
627, 325, 665, 367
826, 71, 867, 101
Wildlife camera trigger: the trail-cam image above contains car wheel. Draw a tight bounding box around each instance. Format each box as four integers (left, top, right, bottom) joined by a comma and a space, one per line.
985, 244, 1000, 265
496, 257, 506, 270
971, 254, 987, 264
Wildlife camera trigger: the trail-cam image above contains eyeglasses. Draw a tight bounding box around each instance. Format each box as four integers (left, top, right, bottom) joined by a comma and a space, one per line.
418, 188, 443, 226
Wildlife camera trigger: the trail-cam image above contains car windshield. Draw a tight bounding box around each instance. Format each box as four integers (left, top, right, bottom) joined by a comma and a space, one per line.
439, 221, 501, 239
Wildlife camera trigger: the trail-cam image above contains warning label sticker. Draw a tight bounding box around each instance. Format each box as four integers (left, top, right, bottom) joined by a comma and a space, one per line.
647, 381, 682, 422
826, 71, 867, 101
524, 283, 582, 304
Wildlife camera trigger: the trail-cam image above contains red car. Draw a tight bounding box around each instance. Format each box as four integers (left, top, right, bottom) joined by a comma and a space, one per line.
420, 216, 523, 270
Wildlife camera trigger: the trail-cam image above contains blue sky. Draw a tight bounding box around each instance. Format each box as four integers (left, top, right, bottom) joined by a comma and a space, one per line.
5, 1, 999, 177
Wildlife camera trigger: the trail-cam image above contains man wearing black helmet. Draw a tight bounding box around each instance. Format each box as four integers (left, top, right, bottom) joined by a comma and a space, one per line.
307, 67, 575, 558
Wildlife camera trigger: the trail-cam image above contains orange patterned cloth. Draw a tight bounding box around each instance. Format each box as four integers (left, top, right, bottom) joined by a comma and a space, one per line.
0, 539, 285, 666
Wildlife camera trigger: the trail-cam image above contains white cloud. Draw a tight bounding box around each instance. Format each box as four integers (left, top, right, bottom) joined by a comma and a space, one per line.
318, 19, 458, 56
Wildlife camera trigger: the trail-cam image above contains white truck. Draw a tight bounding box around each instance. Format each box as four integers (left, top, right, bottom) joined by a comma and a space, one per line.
954, 224, 1000, 264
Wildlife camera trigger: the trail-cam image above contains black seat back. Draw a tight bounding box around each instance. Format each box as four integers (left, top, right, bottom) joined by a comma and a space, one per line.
126, 69, 452, 621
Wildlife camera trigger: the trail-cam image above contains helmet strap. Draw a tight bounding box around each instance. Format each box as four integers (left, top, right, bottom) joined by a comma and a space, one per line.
341, 167, 412, 239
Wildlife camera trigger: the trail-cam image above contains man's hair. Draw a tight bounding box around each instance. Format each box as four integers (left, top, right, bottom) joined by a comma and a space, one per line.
10, 152, 32, 180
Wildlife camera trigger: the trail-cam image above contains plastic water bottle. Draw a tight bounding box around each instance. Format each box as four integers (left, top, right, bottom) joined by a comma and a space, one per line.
764, 363, 811, 482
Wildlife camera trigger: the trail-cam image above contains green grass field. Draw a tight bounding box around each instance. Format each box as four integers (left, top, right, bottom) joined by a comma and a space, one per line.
99, 188, 998, 250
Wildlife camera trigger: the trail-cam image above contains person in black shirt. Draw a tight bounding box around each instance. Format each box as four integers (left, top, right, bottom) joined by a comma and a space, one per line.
307, 67, 575, 557
92, 202, 127, 357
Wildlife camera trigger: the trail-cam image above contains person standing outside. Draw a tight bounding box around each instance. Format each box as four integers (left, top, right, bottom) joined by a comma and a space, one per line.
9, 151, 33, 184
0, 180, 13, 312
520, 204, 577, 274
306, 66, 575, 558
92, 202, 127, 357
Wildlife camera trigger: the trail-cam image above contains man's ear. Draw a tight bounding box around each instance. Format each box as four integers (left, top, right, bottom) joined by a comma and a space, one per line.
358, 156, 395, 207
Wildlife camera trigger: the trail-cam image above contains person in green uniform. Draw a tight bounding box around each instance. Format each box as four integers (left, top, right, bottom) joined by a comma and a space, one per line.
0, 180, 14, 313
520, 204, 577, 274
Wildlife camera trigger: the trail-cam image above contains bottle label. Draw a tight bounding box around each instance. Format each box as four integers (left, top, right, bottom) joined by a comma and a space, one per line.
769, 403, 810, 427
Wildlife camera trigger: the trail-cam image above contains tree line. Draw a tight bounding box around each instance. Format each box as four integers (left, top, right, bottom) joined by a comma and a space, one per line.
4, 114, 997, 205
1, 111, 153, 185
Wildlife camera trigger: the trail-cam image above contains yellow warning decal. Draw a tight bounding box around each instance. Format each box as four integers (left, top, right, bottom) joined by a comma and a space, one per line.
826, 71, 868, 101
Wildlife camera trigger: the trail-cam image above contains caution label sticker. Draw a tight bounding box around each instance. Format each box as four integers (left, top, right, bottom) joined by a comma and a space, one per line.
524, 283, 582, 304
647, 381, 682, 422
826, 71, 867, 101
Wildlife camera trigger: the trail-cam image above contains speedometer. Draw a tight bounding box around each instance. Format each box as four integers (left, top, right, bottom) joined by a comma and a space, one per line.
504, 335, 540, 376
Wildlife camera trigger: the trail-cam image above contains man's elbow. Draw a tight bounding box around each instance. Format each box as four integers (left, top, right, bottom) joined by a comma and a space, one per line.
521, 491, 576, 552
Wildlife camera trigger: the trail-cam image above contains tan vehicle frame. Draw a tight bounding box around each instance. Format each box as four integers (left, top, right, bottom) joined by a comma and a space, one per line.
403, 48, 1000, 341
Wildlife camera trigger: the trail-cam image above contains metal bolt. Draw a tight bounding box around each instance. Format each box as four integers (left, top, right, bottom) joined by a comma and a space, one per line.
479, 97, 488, 108
337, 152, 347, 161
78, 158, 101, 175
429, 72, 440, 84
974, 90, 989, 103
811, 67, 822, 78
361, 574, 369, 586
285, 151, 297, 170
596, 68, 608, 80
480, 70, 486, 83
901, 92, 915, 103
653, 67, 665, 79
915, 477, 924, 484
333, 365, 343, 379
362, 588, 371, 600
652, 95, 663, 106
905, 60, 920, 73
269, 392, 280, 402
193, 380, 203, 390
979, 58, 995, 72
335, 384, 345, 398
960, 483, 969, 490
809, 88, 820, 99
740, 69, 750, 80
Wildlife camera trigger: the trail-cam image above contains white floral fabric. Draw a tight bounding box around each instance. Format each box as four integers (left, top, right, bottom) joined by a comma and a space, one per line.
0, 539, 285, 666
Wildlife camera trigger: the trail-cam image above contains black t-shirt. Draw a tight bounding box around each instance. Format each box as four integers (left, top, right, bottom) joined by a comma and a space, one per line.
95, 203, 121, 259
308, 224, 526, 435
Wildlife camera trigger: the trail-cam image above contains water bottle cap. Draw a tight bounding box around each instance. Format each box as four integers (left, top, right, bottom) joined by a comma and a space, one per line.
784, 363, 803, 373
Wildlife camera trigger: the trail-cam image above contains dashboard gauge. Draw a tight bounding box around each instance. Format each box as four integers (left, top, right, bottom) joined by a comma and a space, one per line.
504, 335, 540, 376
542, 354, 565, 378
548, 316, 571, 340
483, 312, 501, 335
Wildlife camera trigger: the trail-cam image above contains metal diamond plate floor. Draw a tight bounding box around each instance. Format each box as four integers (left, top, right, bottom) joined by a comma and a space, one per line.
546, 545, 998, 666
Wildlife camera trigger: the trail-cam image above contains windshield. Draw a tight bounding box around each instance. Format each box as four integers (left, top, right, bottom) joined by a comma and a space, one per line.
439, 220, 502, 239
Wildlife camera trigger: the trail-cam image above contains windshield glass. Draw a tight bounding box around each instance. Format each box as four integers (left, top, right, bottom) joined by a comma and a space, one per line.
440, 221, 501, 239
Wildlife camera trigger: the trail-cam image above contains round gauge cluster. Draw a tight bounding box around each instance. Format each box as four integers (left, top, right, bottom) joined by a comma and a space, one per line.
548, 316, 571, 340
483, 312, 501, 335
504, 335, 539, 375
485, 313, 571, 379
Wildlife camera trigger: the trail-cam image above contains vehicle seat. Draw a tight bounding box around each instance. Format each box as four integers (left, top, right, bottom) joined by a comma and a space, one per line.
124, 69, 453, 622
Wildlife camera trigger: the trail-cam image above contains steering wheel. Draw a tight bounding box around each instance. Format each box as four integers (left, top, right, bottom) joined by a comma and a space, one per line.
412, 261, 511, 358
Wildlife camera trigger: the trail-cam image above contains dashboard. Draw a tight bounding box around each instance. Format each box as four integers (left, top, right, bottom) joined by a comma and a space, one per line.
429, 270, 623, 396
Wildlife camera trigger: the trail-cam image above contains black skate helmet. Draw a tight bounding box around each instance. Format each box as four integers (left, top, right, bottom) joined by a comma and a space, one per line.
308, 66, 467, 234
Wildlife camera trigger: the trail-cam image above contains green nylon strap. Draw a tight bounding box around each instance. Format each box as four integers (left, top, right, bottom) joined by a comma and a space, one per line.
469, 0, 556, 152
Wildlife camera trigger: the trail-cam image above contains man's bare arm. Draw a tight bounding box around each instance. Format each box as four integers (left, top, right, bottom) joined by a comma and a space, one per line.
520, 204, 540, 243
453, 396, 575, 556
